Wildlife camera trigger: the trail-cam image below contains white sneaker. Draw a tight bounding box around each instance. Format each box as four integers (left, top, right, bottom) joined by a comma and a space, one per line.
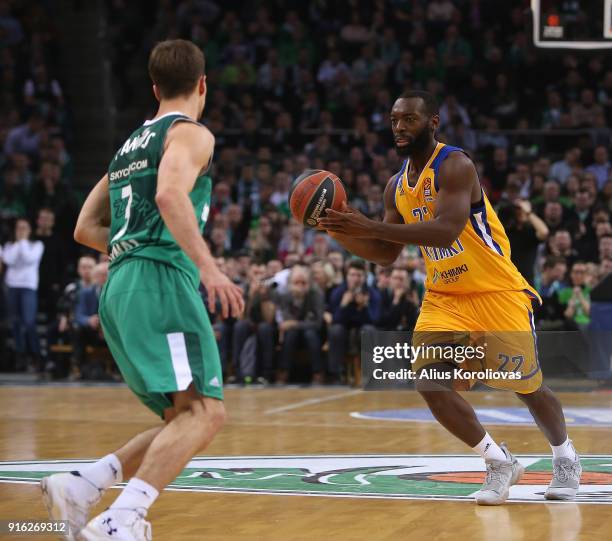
79, 510, 152, 541
474, 443, 525, 505
41, 472, 103, 540
545, 451, 582, 500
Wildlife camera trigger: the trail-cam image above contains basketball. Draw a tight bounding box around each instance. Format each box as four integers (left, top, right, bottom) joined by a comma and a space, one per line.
289, 169, 347, 228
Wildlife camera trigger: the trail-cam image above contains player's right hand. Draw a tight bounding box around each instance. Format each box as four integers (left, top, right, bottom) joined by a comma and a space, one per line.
200, 268, 245, 319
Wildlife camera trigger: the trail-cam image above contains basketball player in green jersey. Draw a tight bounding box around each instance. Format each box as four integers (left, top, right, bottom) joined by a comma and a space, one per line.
40, 40, 244, 541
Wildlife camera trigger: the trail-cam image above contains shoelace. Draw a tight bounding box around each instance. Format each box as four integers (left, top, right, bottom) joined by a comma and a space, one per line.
485, 463, 505, 485
142, 521, 152, 541
553, 460, 579, 483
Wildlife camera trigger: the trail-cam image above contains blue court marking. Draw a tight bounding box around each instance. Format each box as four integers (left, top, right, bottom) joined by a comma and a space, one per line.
351, 407, 612, 427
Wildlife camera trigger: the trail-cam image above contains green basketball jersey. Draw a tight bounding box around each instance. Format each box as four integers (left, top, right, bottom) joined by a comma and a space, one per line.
107, 112, 212, 289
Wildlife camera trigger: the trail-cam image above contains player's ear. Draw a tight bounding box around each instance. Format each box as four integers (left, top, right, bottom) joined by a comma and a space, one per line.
152, 84, 161, 102
199, 75, 206, 96
430, 114, 440, 132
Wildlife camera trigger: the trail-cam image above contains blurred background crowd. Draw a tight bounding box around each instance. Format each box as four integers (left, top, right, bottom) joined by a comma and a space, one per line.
1, 0, 611, 383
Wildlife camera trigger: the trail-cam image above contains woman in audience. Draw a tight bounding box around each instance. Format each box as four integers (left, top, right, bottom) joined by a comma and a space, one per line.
2, 218, 44, 371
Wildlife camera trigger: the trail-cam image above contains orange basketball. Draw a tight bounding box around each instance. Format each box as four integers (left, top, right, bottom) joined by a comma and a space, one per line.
288, 169, 347, 228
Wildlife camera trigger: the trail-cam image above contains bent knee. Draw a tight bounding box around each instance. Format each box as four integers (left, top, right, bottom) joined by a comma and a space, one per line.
200, 398, 226, 433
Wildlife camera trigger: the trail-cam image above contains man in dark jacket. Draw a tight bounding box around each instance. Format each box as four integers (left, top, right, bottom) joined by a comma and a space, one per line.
73, 262, 108, 379
328, 259, 381, 382
274, 265, 325, 384
377, 267, 418, 331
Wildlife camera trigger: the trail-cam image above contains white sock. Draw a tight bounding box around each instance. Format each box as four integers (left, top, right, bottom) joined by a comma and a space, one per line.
78, 454, 123, 490
110, 478, 159, 516
551, 437, 577, 461
472, 432, 507, 461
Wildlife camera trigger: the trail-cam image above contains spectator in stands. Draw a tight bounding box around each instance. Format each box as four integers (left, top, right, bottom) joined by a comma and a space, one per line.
501, 199, 549, 286
376, 267, 418, 331
278, 219, 312, 263
535, 256, 570, 331
23, 64, 64, 115
310, 259, 336, 305
484, 147, 511, 195
3, 111, 45, 158
209, 226, 229, 257
599, 234, 612, 262
541, 90, 563, 129
310, 233, 330, 261
230, 262, 275, 384
30, 160, 77, 236
2, 217, 44, 371
0, 0, 24, 45
438, 94, 470, 131
586, 146, 611, 189
0, 167, 26, 223
547, 229, 579, 269
328, 259, 381, 383
550, 147, 582, 184
246, 214, 278, 263
34, 207, 64, 321
274, 265, 325, 384
559, 261, 592, 330
327, 250, 345, 286
72, 262, 108, 380
225, 204, 251, 252
375, 266, 392, 292
56, 255, 96, 335
9, 153, 34, 190
571, 89, 604, 128
46, 255, 96, 376
537, 256, 568, 296
543, 202, 568, 234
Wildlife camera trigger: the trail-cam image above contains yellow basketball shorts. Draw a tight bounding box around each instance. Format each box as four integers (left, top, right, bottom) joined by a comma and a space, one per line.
412, 290, 542, 394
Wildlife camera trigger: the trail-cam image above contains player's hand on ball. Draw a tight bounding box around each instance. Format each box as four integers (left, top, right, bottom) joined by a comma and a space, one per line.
319, 202, 373, 237
201, 267, 245, 319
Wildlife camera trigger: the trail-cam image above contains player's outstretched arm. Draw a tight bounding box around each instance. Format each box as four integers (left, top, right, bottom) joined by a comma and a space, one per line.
321, 176, 404, 267
321, 153, 475, 249
74, 174, 111, 253
156, 122, 244, 319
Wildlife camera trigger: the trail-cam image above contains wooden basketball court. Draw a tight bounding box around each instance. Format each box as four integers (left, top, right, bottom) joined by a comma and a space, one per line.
1, 385, 611, 540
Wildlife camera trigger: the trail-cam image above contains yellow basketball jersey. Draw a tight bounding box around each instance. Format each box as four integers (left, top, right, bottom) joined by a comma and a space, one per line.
394, 142, 540, 300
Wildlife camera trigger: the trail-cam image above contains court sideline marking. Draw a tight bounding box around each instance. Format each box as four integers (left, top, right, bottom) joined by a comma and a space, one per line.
264, 390, 362, 414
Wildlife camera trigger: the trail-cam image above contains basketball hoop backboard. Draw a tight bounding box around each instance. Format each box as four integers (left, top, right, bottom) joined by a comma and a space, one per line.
532, 0, 612, 48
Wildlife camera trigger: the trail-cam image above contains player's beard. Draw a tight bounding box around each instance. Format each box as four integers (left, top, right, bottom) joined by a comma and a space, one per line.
395, 125, 431, 157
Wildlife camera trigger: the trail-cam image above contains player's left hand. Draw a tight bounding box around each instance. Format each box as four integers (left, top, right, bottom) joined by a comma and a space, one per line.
319, 202, 374, 237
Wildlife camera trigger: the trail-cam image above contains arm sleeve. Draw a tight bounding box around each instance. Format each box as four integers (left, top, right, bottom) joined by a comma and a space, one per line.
1, 243, 20, 265
366, 288, 381, 324
19, 240, 44, 264
331, 287, 354, 324
300, 289, 325, 329
74, 290, 91, 327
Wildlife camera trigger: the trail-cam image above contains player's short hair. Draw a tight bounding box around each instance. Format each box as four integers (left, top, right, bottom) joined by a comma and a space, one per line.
399, 90, 439, 117
148, 39, 205, 99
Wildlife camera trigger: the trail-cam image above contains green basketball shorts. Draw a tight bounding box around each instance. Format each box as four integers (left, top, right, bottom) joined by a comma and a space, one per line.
99, 258, 223, 418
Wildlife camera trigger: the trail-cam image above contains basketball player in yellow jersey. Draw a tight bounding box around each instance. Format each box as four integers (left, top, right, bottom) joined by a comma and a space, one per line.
319, 90, 582, 505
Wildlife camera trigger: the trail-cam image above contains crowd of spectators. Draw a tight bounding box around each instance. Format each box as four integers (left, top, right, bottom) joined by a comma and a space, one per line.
1, 0, 612, 382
